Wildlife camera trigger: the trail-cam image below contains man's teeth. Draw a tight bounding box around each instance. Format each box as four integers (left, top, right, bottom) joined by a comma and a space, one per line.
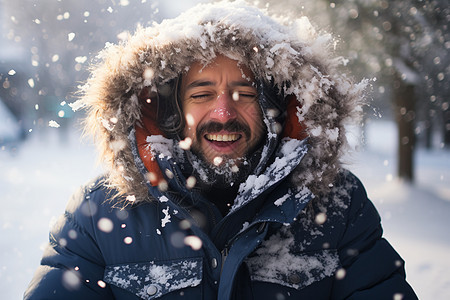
206, 134, 239, 142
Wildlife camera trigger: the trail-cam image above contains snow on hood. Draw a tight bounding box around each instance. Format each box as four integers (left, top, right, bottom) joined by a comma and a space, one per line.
73, 0, 366, 202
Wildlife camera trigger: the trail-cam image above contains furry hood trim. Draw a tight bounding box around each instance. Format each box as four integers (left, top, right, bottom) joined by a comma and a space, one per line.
73, 0, 366, 203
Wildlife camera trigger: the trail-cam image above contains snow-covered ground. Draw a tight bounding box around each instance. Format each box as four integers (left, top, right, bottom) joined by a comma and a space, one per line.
346, 121, 450, 300
0, 127, 101, 300
1, 120, 449, 299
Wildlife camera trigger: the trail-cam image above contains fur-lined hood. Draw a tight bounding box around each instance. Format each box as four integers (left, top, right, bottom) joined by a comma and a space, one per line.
73, 0, 366, 203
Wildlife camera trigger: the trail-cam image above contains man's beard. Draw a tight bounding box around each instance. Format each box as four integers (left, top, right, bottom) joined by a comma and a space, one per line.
182, 120, 265, 189
187, 148, 254, 189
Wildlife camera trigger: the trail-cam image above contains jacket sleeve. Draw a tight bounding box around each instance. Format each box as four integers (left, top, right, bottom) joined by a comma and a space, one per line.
331, 174, 418, 300
24, 181, 114, 299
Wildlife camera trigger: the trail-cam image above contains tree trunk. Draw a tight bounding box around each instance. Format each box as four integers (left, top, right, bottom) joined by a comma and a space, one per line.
424, 118, 433, 149
394, 77, 416, 182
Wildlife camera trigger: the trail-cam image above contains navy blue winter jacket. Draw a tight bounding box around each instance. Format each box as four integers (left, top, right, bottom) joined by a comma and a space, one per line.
24, 150, 417, 299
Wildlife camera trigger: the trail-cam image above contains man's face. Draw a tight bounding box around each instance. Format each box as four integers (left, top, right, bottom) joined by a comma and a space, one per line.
180, 55, 265, 168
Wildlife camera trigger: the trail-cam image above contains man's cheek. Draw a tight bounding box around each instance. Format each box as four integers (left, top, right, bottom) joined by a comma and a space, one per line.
183, 124, 196, 140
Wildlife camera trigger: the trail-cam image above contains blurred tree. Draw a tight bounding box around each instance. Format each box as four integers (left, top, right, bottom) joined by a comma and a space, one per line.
330, 0, 449, 181
268, 0, 449, 182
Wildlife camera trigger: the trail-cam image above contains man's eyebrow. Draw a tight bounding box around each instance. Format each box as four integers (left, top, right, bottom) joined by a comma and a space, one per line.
185, 80, 215, 90
229, 80, 255, 88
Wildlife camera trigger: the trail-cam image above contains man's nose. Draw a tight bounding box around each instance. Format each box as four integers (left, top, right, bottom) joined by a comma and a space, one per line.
209, 91, 237, 122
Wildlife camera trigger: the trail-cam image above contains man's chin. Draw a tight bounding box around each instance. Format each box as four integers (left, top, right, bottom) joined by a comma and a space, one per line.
204, 155, 243, 169
189, 152, 250, 188
201, 146, 246, 166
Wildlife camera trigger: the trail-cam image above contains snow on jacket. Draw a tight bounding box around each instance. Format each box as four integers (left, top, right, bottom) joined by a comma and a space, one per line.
24, 1, 417, 299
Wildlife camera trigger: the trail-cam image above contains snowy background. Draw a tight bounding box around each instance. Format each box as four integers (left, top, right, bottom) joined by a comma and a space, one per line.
1, 120, 449, 299
1, 0, 449, 299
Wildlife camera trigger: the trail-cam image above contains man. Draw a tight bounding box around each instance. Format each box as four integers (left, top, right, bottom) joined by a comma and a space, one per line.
24, 1, 417, 299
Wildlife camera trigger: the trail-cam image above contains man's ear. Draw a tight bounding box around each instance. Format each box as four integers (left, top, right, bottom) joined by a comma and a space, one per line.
282, 95, 308, 140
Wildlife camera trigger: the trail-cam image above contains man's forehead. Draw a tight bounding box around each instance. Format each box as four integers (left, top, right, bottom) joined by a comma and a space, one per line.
182, 55, 255, 87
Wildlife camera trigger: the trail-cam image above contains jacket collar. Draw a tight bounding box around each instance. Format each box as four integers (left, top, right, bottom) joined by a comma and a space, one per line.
217, 138, 313, 246
230, 137, 309, 213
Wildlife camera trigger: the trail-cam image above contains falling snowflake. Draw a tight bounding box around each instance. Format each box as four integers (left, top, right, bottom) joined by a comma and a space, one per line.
68, 32, 75, 41
48, 120, 60, 128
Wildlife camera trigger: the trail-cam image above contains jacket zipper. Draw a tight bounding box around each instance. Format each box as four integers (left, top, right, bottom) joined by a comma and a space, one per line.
220, 246, 229, 275
218, 221, 268, 277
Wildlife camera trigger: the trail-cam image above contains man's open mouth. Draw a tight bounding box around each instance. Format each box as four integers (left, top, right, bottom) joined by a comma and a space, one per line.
205, 134, 241, 142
